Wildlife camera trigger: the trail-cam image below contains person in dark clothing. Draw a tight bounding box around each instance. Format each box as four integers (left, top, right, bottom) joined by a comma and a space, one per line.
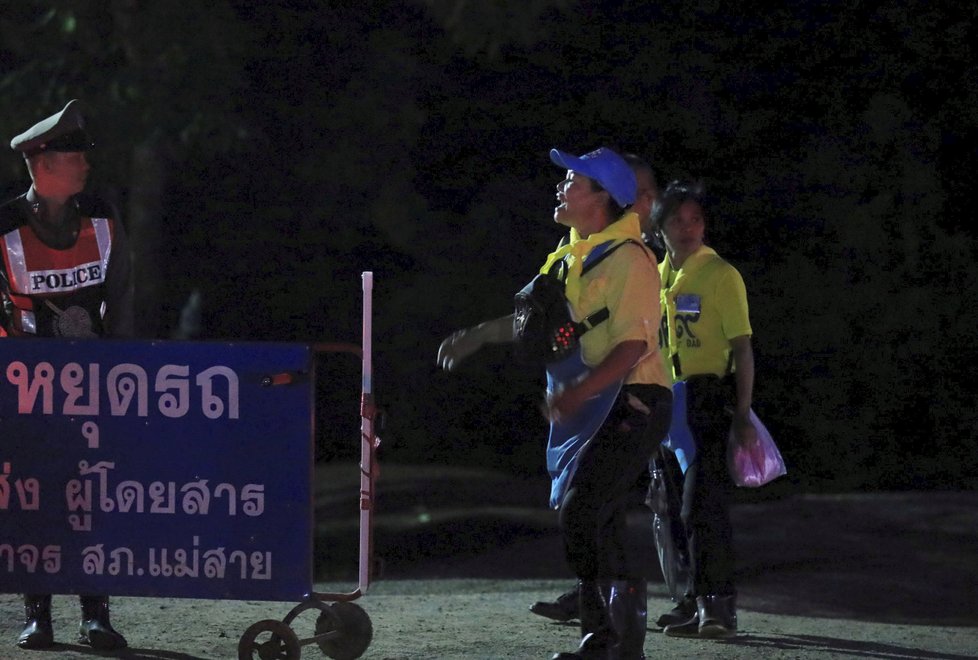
2, 99, 133, 650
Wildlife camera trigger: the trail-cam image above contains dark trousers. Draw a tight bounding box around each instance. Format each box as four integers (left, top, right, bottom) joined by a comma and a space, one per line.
560, 384, 672, 580
649, 445, 692, 600
681, 376, 736, 596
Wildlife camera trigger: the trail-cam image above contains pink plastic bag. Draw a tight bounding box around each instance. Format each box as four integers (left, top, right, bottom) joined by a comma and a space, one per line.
727, 409, 786, 487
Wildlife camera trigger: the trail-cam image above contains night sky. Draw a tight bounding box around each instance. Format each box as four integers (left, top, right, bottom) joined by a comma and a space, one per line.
1, 1, 975, 492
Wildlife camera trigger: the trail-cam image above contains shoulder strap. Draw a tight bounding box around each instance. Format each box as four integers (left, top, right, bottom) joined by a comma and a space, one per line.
576, 307, 610, 333
581, 238, 640, 275
571, 239, 642, 336
541, 239, 641, 340
548, 238, 641, 282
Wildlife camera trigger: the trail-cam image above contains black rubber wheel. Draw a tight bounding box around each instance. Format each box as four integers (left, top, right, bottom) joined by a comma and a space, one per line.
315, 601, 373, 660
238, 619, 301, 660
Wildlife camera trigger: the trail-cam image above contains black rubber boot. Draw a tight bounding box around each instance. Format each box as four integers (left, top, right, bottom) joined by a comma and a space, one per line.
551, 631, 600, 659
606, 580, 647, 659
552, 579, 634, 660
662, 611, 699, 638
578, 580, 606, 639
78, 595, 128, 650
695, 594, 737, 638
551, 579, 613, 659
531, 583, 580, 622
17, 594, 53, 649
663, 593, 737, 639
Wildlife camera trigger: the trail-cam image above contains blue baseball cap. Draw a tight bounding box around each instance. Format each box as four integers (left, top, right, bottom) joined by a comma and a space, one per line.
550, 146, 637, 207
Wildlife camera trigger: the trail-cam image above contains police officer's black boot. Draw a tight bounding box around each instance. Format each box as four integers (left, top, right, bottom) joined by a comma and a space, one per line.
78, 595, 128, 650
17, 594, 53, 649
607, 580, 648, 659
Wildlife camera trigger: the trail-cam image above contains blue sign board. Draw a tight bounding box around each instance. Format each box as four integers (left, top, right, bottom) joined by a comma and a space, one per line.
0, 338, 313, 601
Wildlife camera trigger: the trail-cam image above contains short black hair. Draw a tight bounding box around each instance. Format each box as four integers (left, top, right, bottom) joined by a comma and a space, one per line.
623, 153, 658, 195
651, 179, 707, 232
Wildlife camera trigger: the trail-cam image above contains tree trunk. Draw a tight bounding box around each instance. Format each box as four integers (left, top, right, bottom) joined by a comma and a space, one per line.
127, 139, 167, 338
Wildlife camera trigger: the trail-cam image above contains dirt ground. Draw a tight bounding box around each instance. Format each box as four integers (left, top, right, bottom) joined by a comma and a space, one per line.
2, 464, 977, 659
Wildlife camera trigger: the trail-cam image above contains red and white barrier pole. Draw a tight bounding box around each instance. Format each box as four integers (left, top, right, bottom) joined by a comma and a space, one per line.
358, 271, 378, 593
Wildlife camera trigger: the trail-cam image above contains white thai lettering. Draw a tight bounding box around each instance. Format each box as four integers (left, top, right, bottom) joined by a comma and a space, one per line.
7, 361, 242, 420
71, 539, 270, 581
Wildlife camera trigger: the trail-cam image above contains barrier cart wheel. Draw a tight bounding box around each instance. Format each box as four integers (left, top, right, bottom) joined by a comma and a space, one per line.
315, 601, 373, 660
238, 619, 301, 659
239, 277, 380, 660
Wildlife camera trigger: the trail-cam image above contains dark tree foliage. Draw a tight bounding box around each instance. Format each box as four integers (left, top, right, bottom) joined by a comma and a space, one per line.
0, 1, 253, 336
418, 0, 978, 490
0, 0, 974, 489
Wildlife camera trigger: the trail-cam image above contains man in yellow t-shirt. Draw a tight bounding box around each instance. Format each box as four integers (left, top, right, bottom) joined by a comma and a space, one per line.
659, 246, 752, 379
531, 154, 696, 630
654, 180, 756, 640
438, 147, 671, 659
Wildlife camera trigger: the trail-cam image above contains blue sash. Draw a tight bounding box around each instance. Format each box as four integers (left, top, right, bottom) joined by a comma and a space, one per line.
542, 239, 636, 508
662, 380, 697, 472
545, 348, 623, 508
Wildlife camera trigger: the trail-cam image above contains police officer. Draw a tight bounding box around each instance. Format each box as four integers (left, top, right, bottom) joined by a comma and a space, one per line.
1, 100, 132, 650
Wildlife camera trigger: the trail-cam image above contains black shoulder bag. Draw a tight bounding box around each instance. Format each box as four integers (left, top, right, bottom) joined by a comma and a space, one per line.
513, 239, 636, 367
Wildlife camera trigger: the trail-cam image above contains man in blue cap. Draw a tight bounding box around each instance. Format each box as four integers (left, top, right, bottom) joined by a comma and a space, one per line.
529, 154, 697, 633
1, 100, 132, 650
438, 146, 671, 659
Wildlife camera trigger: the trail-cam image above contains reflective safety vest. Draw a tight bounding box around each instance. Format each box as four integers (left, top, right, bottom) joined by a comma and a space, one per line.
0, 216, 114, 337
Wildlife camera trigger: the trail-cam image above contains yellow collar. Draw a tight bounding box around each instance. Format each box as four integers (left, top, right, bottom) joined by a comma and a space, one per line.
539, 212, 645, 307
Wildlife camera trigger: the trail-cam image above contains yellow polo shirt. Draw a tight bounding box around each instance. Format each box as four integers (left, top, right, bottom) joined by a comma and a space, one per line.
659, 245, 752, 380
572, 241, 670, 388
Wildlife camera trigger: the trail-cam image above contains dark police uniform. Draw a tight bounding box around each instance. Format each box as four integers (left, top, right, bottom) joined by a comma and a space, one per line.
0, 192, 133, 338
4, 99, 132, 651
